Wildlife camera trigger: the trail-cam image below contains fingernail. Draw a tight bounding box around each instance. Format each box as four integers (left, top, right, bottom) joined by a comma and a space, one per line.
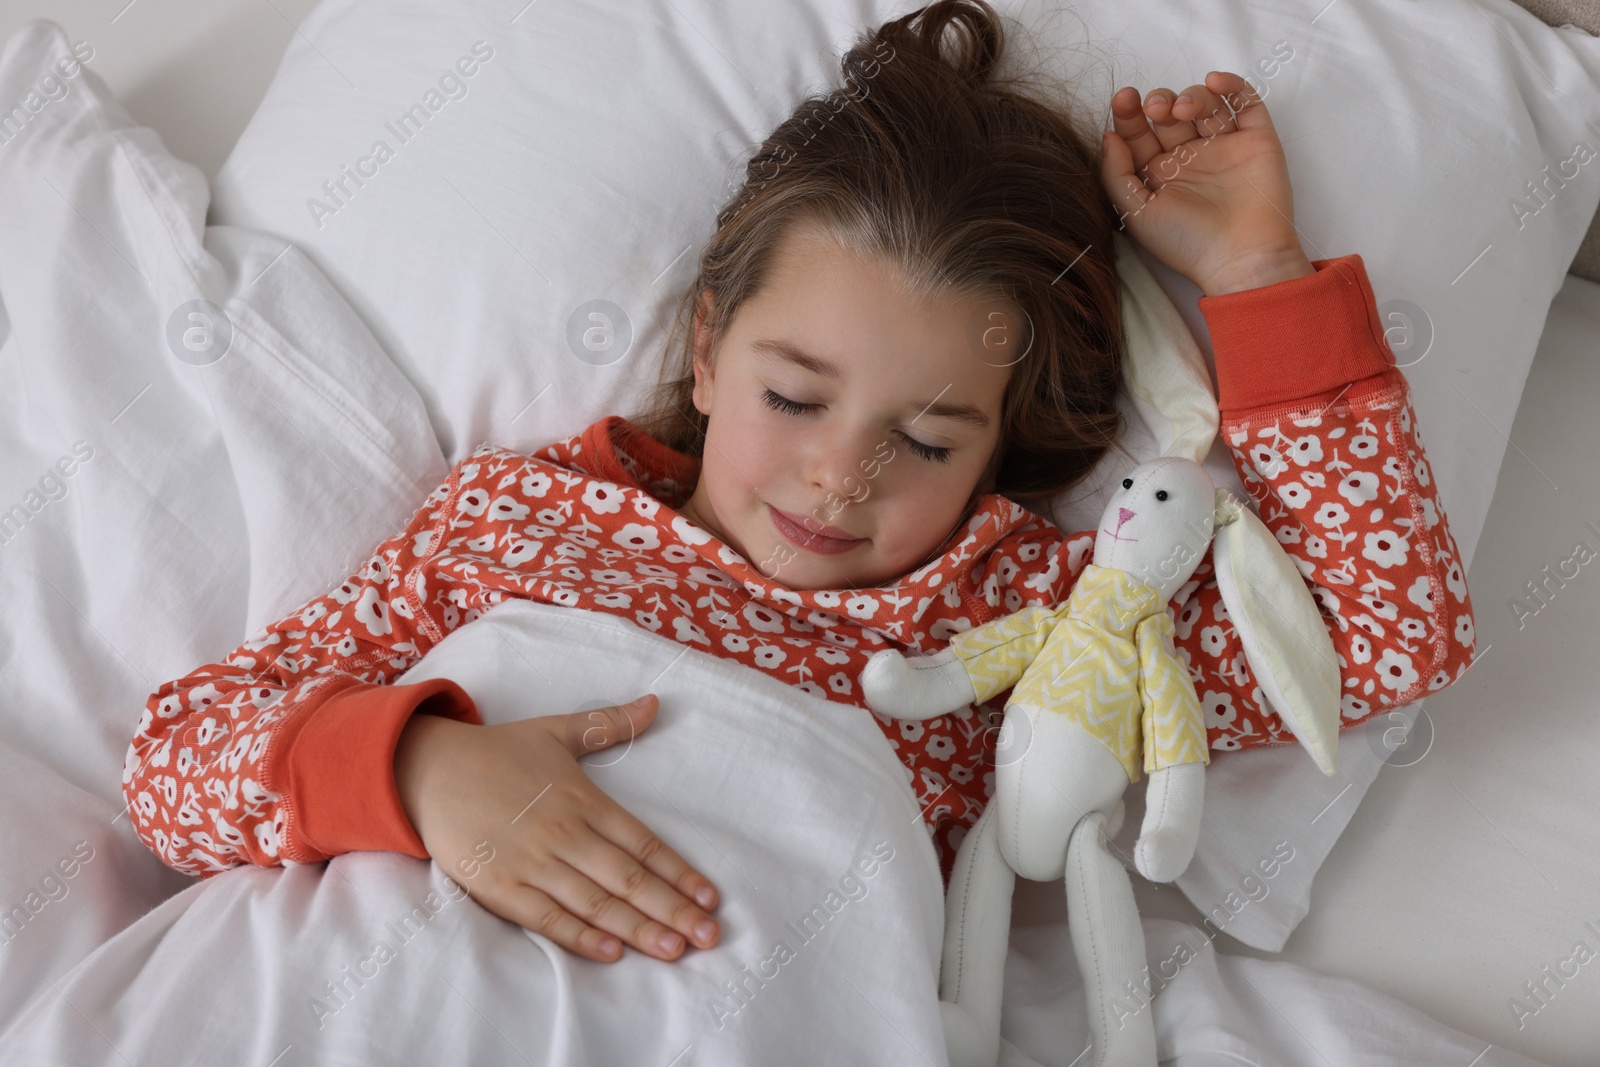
1176, 94, 1192, 104
695, 885, 715, 907
599, 937, 619, 954
658, 931, 683, 953
695, 920, 717, 944
630, 695, 651, 707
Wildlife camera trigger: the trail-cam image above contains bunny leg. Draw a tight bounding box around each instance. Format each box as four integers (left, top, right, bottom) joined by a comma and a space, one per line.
995, 706, 1129, 881
861, 647, 978, 720
936, 804, 1013, 1067
1133, 762, 1204, 883
1065, 810, 1158, 1067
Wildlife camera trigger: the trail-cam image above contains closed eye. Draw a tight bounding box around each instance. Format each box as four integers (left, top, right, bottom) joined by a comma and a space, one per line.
759, 389, 952, 464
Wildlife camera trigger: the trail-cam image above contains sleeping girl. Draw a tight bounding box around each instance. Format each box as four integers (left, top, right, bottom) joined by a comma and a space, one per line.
124, 0, 1478, 970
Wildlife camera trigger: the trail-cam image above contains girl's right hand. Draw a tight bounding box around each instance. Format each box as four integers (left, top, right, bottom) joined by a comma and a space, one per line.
392, 693, 721, 963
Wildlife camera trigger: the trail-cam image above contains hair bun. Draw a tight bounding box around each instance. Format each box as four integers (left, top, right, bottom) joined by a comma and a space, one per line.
846, 0, 1003, 92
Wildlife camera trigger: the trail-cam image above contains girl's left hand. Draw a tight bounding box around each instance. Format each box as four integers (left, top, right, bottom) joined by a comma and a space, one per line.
1099, 71, 1316, 297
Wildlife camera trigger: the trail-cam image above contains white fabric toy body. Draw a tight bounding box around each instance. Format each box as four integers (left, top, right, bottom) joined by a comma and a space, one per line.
858, 236, 1343, 1067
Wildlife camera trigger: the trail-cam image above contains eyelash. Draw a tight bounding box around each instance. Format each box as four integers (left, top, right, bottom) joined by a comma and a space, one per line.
759, 389, 953, 464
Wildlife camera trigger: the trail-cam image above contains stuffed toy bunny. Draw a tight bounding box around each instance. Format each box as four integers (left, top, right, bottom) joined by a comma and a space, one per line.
858, 234, 1344, 1067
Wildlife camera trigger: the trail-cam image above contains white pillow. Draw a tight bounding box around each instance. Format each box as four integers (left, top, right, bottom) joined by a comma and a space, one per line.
209, 0, 1600, 949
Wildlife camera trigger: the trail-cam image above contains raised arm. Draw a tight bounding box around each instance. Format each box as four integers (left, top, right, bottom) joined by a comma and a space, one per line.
1175, 253, 1478, 751
123, 460, 483, 878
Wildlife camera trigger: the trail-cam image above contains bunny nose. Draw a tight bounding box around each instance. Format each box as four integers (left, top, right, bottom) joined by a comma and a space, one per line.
1117, 506, 1135, 524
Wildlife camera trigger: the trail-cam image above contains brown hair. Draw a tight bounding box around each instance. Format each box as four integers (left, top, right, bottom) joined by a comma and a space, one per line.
629, 0, 1128, 508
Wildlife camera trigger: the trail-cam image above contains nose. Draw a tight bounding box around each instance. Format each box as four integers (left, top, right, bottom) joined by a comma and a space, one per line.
1117, 506, 1135, 524
805, 427, 876, 503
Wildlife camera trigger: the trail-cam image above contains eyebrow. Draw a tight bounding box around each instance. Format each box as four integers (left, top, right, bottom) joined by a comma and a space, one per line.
751, 338, 993, 429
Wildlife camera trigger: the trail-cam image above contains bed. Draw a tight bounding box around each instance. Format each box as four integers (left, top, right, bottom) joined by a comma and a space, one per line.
0, 0, 1597, 1064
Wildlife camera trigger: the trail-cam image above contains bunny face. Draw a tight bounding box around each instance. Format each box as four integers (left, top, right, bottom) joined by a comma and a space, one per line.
1091, 457, 1217, 602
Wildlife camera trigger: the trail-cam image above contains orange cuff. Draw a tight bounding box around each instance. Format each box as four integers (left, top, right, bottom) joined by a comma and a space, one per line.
279, 678, 482, 862
1198, 254, 1399, 416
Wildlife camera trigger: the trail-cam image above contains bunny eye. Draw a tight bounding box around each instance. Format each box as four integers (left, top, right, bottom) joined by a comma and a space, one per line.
1121, 477, 1133, 489
1155, 489, 1168, 501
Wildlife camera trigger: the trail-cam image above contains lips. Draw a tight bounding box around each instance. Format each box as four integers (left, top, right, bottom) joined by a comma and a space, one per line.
768, 505, 865, 555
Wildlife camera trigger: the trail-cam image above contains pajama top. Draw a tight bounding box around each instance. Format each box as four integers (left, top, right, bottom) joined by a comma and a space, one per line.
947, 562, 1210, 781
122, 253, 1481, 888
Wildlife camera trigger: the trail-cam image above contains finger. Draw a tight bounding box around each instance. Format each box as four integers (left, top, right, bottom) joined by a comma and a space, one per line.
501, 880, 632, 963
1203, 70, 1276, 135
1169, 81, 1236, 139
585, 790, 721, 916
1100, 127, 1157, 218
1108, 85, 1164, 177
533, 857, 702, 961
565, 824, 721, 953
555, 694, 657, 758
1141, 87, 1201, 154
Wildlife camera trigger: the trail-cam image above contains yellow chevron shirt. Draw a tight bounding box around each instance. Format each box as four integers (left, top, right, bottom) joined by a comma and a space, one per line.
945, 563, 1210, 782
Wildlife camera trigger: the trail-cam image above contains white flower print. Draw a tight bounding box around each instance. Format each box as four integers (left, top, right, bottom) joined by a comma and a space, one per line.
829, 672, 853, 695
1289, 435, 1323, 466
1340, 694, 1371, 721
1276, 526, 1302, 545
457, 488, 489, 517
816, 646, 850, 665
594, 592, 632, 609
672, 515, 713, 545
560, 565, 585, 582
660, 544, 698, 564
754, 645, 786, 668
1351, 613, 1385, 639
926, 734, 956, 760
949, 762, 973, 784
722, 633, 750, 653
688, 565, 733, 588
1199, 625, 1227, 657
520, 471, 552, 497
1357, 593, 1398, 622
1173, 600, 1202, 640
900, 719, 924, 743
1362, 530, 1409, 568
1338, 472, 1379, 506
550, 588, 580, 608
583, 482, 626, 514
1419, 496, 1439, 529
1249, 443, 1288, 479
795, 681, 826, 699
489, 496, 530, 522
523, 524, 556, 539
1349, 434, 1379, 458
1018, 542, 1041, 561
1313, 502, 1349, 528
1281, 482, 1311, 509
354, 587, 392, 637
1414, 572, 1440, 614
466, 533, 496, 553
1211, 734, 1242, 752
1375, 648, 1418, 692
1413, 457, 1431, 487
1455, 613, 1475, 647
846, 594, 880, 620
707, 609, 738, 630
632, 494, 661, 519
502, 539, 542, 566
1304, 534, 1327, 559
592, 569, 632, 585
614, 523, 660, 551
300, 601, 328, 625
1444, 559, 1467, 601
1399, 617, 1427, 640
536, 508, 566, 527
1302, 470, 1326, 488
1349, 631, 1372, 664
673, 617, 710, 646
814, 590, 843, 608
635, 610, 661, 631
744, 603, 785, 633
1201, 690, 1236, 729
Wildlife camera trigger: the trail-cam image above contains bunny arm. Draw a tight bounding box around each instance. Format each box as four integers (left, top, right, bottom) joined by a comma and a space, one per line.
859, 605, 1061, 720
1132, 611, 1210, 882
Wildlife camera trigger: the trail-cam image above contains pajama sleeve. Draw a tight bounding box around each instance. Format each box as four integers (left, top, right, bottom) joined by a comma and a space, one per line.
1174, 253, 1479, 750
122, 460, 484, 879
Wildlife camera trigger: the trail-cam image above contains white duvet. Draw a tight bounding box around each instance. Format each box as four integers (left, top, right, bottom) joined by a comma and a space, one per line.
0, 18, 1557, 1067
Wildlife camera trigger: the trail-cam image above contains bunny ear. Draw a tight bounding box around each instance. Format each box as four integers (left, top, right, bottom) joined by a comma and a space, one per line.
1113, 233, 1218, 465
1211, 489, 1342, 775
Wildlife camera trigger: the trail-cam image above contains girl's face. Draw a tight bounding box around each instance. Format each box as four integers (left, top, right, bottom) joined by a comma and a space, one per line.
677, 223, 1016, 591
